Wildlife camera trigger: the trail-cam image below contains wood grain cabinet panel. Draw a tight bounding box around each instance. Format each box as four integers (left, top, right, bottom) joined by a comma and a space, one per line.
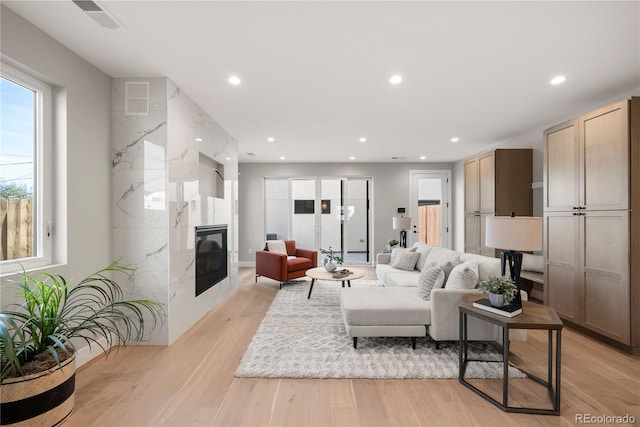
544, 213, 580, 323
464, 214, 480, 255
582, 211, 630, 343
464, 159, 479, 214
478, 153, 495, 214
580, 100, 629, 210
544, 121, 579, 212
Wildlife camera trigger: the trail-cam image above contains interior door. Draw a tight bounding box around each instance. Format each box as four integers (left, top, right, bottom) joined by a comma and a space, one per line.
409, 171, 451, 248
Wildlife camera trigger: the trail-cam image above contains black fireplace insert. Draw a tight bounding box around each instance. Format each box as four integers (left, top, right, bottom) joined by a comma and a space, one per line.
195, 225, 228, 296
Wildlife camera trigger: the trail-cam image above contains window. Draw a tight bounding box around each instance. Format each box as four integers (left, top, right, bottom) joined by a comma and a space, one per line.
1, 62, 53, 273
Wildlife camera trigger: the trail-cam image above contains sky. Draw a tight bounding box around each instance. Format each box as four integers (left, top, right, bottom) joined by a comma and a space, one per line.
0, 76, 35, 194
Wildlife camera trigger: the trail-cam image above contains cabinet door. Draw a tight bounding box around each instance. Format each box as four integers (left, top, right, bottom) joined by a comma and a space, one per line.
464, 159, 479, 214
479, 152, 495, 214
544, 120, 579, 212
545, 212, 580, 322
464, 214, 480, 254
479, 213, 497, 257
582, 211, 630, 344
580, 100, 629, 211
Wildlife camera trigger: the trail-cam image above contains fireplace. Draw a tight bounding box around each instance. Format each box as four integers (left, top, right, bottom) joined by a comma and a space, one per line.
195, 225, 228, 296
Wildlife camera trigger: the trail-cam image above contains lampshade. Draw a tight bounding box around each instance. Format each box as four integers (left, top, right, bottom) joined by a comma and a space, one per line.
392, 216, 412, 230
485, 216, 542, 251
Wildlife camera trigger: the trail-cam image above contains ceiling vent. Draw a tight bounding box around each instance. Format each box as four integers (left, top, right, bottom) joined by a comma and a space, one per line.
72, 0, 122, 30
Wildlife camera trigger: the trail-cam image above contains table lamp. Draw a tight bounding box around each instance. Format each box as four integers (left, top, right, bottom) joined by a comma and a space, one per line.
392, 216, 412, 248
485, 214, 542, 307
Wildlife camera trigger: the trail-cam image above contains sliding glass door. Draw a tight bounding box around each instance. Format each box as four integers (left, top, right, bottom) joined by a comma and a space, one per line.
264, 177, 372, 265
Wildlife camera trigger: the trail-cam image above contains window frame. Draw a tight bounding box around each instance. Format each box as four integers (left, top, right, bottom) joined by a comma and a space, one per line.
1, 61, 53, 274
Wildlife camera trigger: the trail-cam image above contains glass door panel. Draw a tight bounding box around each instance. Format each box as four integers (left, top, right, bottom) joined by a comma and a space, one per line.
264, 179, 289, 242
320, 179, 342, 264
344, 179, 370, 263
291, 179, 316, 251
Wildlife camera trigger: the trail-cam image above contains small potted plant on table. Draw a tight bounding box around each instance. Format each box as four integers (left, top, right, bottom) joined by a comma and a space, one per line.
320, 247, 343, 272
478, 275, 518, 307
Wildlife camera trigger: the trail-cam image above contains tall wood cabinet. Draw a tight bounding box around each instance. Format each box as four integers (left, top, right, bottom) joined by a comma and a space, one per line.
544, 97, 639, 354
464, 149, 533, 256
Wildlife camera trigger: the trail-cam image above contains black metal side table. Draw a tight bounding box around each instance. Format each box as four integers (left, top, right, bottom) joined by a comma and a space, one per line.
458, 299, 563, 415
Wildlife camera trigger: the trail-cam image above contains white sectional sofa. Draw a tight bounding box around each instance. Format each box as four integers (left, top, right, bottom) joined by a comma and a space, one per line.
339, 243, 528, 349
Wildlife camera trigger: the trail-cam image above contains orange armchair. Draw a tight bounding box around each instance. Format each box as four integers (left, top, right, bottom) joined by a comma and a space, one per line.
255, 240, 317, 287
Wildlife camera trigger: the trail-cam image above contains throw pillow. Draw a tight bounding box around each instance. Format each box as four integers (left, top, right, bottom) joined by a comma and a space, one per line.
417, 265, 445, 301
389, 246, 417, 265
425, 247, 461, 280
391, 251, 421, 271
414, 243, 434, 271
446, 260, 479, 289
266, 240, 287, 255
424, 259, 459, 283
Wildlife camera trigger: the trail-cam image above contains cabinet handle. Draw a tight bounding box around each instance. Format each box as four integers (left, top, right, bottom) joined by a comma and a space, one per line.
573, 206, 580, 210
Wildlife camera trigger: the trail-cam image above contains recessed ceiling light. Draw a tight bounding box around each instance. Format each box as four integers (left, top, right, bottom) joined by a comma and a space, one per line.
550, 75, 566, 85
195, 138, 203, 142
359, 137, 367, 142
451, 137, 460, 143
267, 137, 275, 142
390, 74, 403, 85
226, 157, 231, 160
420, 156, 426, 160
228, 75, 241, 85
279, 156, 286, 160
349, 156, 355, 160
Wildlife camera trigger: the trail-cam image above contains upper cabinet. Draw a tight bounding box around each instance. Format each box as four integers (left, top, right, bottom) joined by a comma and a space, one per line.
464, 149, 533, 255
543, 120, 579, 212
580, 100, 629, 211
544, 100, 630, 212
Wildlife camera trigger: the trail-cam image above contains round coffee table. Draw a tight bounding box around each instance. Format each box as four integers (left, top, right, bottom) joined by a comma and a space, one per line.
305, 267, 365, 299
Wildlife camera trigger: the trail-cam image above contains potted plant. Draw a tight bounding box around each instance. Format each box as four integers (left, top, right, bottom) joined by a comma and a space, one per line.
0, 261, 164, 426
478, 275, 518, 307
386, 239, 399, 251
320, 247, 343, 272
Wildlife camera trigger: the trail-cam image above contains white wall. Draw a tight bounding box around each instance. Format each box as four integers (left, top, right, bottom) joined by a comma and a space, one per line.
238, 162, 454, 265
1, 6, 113, 366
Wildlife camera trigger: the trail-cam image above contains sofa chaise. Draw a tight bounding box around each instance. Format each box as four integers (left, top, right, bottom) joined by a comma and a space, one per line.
339, 243, 530, 348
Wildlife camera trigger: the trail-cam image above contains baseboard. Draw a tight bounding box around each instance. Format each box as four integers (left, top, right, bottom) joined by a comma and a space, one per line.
561, 319, 638, 355
75, 337, 110, 368
239, 261, 255, 268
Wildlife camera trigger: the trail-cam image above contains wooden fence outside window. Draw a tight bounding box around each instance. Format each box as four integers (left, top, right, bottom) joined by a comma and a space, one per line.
0, 198, 33, 261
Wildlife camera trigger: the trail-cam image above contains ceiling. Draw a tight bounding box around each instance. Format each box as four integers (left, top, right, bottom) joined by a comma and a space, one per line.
4, 1, 640, 163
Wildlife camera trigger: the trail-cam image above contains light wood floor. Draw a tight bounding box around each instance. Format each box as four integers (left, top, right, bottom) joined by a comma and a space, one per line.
68, 267, 639, 427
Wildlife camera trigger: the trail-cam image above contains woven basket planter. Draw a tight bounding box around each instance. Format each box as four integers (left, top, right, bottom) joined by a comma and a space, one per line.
0, 354, 76, 426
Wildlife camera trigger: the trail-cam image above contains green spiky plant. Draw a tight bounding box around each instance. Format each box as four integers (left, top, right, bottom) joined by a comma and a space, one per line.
0, 261, 164, 382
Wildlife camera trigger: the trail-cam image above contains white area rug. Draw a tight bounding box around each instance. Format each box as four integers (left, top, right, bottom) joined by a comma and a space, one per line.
235, 279, 524, 379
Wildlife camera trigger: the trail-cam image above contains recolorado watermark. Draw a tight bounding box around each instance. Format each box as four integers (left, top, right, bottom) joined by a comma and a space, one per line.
575, 414, 636, 424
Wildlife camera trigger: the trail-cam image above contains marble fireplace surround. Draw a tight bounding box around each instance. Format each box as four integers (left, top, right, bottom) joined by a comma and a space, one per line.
112, 77, 239, 345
